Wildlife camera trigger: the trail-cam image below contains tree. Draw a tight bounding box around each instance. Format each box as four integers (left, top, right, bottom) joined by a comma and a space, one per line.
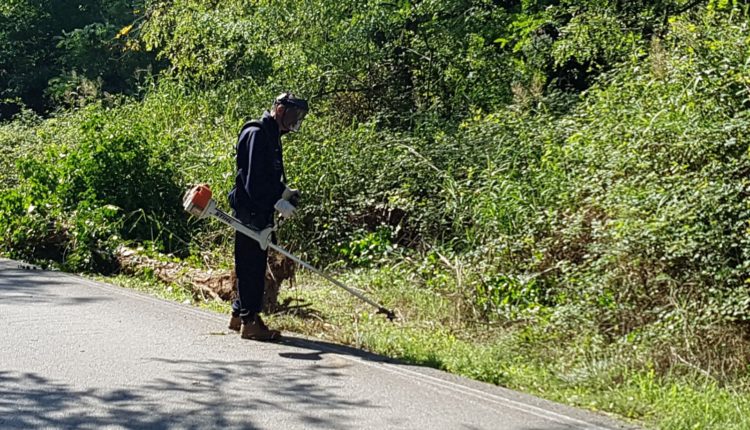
0, 0, 156, 119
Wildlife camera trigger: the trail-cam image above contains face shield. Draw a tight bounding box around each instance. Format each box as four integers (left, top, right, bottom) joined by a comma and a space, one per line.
275, 93, 309, 133
287, 108, 307, 132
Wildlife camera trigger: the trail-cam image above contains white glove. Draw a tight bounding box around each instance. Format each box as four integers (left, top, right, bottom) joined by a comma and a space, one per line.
282, 186, 300, 201
274, 199, 296, 219
257, 226, 274, 251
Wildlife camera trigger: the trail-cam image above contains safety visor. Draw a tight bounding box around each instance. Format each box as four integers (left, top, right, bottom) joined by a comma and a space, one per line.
289, 109, 307, 132
285, 104, 308, 132
275, 93, 309, 132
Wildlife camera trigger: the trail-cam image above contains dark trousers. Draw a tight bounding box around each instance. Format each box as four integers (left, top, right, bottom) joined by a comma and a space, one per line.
232, 232, 268, 319
232, 209, 271, 321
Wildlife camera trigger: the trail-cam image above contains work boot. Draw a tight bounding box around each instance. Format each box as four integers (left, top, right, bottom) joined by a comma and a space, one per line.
228, 314, 241, 332
240, 314, 281, 341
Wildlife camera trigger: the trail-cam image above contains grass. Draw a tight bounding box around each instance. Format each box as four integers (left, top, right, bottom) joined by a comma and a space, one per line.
96, 264, 750, 430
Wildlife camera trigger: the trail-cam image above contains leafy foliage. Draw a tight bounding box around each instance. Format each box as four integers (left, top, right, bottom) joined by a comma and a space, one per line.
0, 0, 156, 118
2, 1, 750, 427
0, 104, 187, 270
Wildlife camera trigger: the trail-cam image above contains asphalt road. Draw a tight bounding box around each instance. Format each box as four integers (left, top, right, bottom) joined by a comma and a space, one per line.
0, 258, 633, 429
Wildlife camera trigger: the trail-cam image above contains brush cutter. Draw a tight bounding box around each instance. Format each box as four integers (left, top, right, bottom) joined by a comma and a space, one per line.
183, 184, 396, 321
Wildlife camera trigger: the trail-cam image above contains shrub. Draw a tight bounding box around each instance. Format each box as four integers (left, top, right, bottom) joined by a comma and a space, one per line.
0, 104, 188, 270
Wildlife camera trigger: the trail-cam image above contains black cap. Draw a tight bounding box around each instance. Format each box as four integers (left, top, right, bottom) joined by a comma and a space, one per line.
274, 92, 309, 112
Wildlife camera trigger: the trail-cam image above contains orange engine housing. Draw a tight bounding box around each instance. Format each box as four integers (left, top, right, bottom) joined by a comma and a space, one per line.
184, 184, 213, 217
189, 184, 212, 209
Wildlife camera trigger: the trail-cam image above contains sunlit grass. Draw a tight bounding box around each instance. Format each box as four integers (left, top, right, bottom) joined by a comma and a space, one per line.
93, 265, 750, 430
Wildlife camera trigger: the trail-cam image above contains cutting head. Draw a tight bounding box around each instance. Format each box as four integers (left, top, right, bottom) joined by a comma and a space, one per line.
377, 307, 397, 321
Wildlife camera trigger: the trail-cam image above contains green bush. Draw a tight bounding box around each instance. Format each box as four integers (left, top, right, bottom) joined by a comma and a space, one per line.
0, 0, 155, 116
533, 11, 750, 375
0, 104, 189, 270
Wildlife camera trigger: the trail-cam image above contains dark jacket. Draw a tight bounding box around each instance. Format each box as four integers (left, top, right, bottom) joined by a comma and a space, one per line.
229, 112, 286, 225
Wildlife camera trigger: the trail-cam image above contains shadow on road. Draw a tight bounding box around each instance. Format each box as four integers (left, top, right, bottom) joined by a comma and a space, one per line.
276, 336, 396, 365
0, 357, 377, 429
0, 268, 112, 307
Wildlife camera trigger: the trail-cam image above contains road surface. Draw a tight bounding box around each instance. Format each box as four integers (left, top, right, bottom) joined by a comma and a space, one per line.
0, 258, 633, 429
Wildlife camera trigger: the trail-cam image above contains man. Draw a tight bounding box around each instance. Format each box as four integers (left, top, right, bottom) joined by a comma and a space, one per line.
227, 92, 309, 341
